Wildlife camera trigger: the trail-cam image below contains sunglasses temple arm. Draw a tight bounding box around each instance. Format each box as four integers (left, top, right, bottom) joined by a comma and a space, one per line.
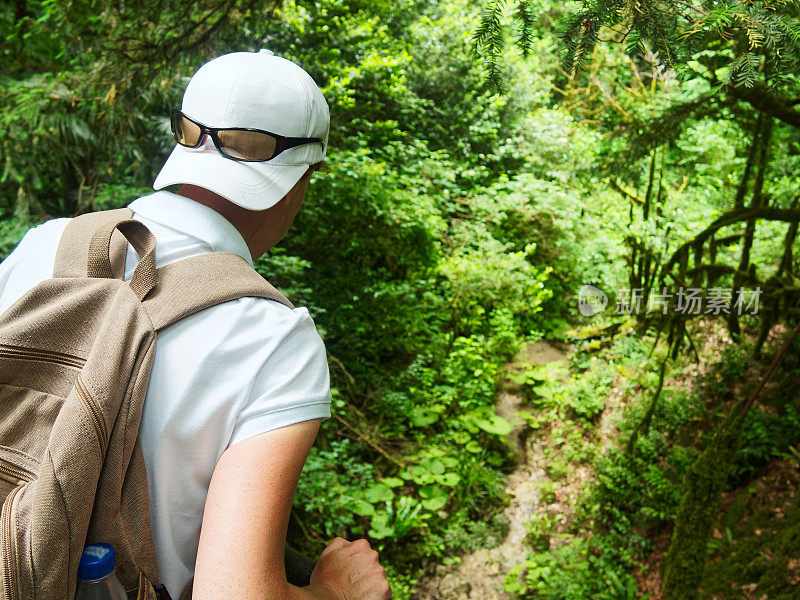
283, 137, 324, 150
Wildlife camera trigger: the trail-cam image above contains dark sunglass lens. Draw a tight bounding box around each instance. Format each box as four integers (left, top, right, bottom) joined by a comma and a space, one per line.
217, 129, 276, 161
173, 114, 202, 147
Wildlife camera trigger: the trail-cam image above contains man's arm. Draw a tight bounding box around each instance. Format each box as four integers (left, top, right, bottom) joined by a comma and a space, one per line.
192, 418, 391, 600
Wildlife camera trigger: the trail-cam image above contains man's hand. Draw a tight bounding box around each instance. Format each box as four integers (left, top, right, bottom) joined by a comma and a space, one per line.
309, 538, 392, 600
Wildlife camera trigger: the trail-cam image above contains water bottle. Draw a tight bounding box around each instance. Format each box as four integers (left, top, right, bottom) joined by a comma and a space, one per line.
75, 543, 128, 600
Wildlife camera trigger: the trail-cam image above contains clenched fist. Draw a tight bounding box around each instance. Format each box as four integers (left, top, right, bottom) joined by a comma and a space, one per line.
310, 537, 392, 600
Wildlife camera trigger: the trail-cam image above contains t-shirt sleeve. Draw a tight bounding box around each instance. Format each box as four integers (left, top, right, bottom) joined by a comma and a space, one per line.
228, 307, 332, 447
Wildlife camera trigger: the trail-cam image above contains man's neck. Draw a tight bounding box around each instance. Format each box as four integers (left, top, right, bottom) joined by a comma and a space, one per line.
175, 185, 265, 260
175, 179, 307, 260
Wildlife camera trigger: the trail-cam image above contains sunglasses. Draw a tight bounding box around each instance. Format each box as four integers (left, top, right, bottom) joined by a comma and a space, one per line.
169, 109, 323, 162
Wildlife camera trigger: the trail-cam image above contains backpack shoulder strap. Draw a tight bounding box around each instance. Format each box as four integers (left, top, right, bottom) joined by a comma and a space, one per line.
142, 252, 294, 331
53, 208, 134, 278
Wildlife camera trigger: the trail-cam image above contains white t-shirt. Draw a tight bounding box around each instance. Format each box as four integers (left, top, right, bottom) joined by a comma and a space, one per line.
0, 191, 332, 599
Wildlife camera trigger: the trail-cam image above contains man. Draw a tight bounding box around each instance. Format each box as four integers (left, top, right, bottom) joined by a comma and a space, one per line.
0, 50, 391, 600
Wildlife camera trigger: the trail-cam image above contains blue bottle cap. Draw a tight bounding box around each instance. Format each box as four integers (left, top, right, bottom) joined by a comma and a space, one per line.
78, 543, 116, 581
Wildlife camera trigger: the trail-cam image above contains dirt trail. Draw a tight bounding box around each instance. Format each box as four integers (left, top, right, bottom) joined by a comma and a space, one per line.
413, 340, 571, 600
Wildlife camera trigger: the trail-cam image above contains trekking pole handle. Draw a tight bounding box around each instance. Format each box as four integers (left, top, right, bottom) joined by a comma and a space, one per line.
87, 219, 158, 301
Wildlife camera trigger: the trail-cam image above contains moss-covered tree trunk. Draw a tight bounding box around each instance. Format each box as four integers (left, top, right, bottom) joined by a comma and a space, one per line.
662, 412, 743, 600
663, 319, 800, 599
729, 114, 773, 339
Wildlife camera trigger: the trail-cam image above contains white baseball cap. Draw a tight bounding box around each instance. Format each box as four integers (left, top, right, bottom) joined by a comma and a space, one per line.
153, 49, 329, 211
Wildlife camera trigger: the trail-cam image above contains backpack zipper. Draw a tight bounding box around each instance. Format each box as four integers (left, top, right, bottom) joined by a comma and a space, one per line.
0, 344, 85, 369
0, 461, 32, 600
75, 375, 108, 452
1, 482, 28, 600
0, 460, 33, 488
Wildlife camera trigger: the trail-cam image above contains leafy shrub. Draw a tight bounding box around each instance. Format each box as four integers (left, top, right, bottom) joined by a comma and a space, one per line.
563, 361, 614, 420
524, 511, 561, 551
694, 345, 752, 399
504, 537, 640, 600
730, 404, 800, 485
0, 212, 33, 262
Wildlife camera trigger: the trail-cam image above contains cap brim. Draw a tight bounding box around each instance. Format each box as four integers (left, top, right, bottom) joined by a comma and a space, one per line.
153, 145, 308, 211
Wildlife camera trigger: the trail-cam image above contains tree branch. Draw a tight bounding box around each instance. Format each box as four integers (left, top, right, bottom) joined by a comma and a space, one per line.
611, 178, 645, 204
728, 84, 800, 129
663, 207, 800, 272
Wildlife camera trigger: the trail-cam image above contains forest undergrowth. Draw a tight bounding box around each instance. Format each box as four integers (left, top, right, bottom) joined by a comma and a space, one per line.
413, 339, 572, 600
501, 318, 800, 600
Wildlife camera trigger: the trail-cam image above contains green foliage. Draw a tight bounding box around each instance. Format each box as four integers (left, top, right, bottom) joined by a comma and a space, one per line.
507, 333, 713, 600
473, 0, 508, 90
730, 404, 800, 484
0, 211, 33, 262
0, 0, 275, 214
524, 511, 561, 551
563, 361, 614, 419
694, 345, 752, 398
562, 0, 680, 73
477, 0, 800, 92
504, 536, 643, 600
294, 438, 379, 539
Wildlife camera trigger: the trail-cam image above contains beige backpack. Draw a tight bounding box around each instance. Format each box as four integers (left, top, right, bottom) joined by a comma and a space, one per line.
0, 208, 293, 600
